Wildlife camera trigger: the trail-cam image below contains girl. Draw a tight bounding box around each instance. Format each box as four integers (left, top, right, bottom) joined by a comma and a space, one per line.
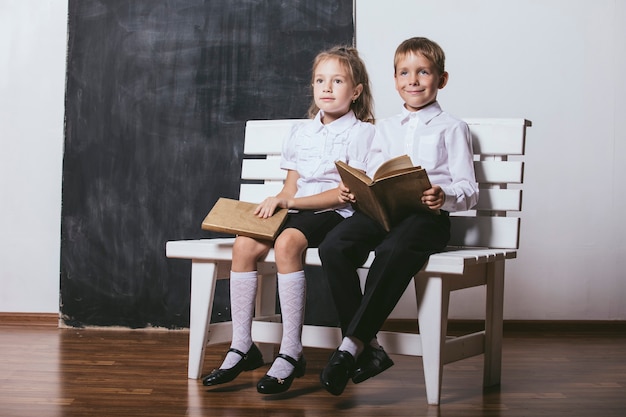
201, 46, 375, 395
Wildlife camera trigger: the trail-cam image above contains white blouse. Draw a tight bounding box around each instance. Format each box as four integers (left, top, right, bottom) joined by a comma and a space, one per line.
281, 110, 375, 217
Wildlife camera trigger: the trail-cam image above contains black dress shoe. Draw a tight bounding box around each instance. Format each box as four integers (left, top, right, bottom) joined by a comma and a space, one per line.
202, 344, 264, 386
320, 349, 355, 396
256, 353, 306, 394
352, 345, 394, 384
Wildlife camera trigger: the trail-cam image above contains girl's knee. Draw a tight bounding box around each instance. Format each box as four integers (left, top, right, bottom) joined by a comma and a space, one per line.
274, 229, 307, 258
233, 236, 270, 260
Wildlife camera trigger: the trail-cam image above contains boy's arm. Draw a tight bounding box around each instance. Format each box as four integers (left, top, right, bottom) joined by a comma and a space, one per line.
421, 185, 445, 210
439, 123, 479, 212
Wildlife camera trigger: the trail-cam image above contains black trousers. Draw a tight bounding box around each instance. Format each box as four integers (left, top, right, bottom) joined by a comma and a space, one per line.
318, 211, 450, 344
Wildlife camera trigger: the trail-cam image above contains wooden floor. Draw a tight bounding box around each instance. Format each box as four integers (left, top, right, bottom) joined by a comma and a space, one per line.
1, 323, 625, 417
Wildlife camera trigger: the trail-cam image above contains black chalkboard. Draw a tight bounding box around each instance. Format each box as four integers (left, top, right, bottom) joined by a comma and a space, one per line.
61, 0, 354, 328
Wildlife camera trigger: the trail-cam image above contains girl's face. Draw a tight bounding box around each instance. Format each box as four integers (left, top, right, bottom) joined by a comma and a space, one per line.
312, 58, 362, 124
394, 52, 448, 112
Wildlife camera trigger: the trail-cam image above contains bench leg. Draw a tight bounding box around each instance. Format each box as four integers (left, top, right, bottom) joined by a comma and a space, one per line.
187, 260, 218, 379
415, 274, 450, 405
484, 260, 504, 387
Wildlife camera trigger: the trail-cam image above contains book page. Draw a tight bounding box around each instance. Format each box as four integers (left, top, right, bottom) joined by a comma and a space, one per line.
373, 155, 414, 181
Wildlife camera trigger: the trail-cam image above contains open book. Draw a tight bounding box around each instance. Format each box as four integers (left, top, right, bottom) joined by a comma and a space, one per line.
335, 155, 439, 231
201, 198, 288, 241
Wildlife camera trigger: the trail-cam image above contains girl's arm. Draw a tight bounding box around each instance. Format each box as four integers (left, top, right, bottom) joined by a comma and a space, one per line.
287, 186, 344, 211
255, 170, 346, 218
254, 170, 299, 218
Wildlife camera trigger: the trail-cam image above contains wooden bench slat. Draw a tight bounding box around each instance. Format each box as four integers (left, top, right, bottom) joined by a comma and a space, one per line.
449, 216, 520, 249
243, 120, 297, 155
243, 158, 524, 184
241, 158, 284, 180
473, 189, 521, 211
165, 238, 516, 277
239, 183, 284, 202
465, 118, 530, 155
241, 184, 521, 213
243, 118, 530, 157
475, 160, 523, 184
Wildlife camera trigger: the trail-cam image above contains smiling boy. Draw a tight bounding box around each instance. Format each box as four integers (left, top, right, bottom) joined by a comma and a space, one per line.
318, 37, 479, 396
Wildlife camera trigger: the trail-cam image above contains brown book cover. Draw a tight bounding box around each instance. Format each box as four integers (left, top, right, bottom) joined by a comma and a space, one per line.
201, 198, 288, 241
336, 155, 438, 231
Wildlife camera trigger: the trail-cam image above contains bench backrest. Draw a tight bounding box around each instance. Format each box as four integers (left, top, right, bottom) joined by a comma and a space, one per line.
239, 118, 531, 249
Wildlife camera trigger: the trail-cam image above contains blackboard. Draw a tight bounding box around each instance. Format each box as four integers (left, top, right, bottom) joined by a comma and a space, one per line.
61, 0, 354, 328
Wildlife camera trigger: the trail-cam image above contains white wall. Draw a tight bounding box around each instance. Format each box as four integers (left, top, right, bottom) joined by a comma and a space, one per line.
2, 0, 625, 320
0, 0, 67, 312
357, 0, 626, 320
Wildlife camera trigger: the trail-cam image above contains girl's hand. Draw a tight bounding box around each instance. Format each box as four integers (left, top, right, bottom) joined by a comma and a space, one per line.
421, 185, 445, 210
338, 182, 356, 204
254, 197, 290, 218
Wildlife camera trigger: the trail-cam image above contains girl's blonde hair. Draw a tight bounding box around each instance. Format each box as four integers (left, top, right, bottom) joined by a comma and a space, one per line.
307, 46, 375, 123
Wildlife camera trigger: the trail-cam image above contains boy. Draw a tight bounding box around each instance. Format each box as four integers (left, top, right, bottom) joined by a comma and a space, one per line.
318, 37, 479, 396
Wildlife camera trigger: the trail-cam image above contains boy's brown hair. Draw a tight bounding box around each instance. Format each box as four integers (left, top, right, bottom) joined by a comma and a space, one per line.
394, 37, 446, 76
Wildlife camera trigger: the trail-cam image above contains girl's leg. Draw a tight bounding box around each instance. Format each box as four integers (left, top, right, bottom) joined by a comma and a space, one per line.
220, 270, 259, 368
220, 236, 271, 369
266, 270, 306, 378
266, 228, 308, 379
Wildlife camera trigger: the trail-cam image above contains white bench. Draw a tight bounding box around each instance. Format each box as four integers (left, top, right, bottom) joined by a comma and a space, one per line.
166, 117, 531, 405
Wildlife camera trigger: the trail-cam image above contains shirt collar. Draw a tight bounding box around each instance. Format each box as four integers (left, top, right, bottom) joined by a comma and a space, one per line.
306, 110, 358, 134
399, 101, 443, 125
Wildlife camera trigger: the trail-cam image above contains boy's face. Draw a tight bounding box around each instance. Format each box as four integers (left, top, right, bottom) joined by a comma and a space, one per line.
394, 52, 448, 112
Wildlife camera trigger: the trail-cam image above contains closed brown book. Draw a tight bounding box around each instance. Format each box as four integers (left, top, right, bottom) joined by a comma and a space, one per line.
201, 197, 288, 241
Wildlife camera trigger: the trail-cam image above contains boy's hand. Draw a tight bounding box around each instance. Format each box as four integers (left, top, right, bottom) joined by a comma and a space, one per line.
421, 186, 445, 210
338, 182, 356, 204
255, 197, 289, 218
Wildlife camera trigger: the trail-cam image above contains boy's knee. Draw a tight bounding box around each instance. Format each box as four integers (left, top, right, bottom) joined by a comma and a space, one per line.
375, 239, 407, 260
318, 236, 339, 261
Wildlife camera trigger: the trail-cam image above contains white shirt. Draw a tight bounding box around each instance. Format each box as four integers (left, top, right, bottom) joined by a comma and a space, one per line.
281, 110, 375, 217
368, 102, 479, 212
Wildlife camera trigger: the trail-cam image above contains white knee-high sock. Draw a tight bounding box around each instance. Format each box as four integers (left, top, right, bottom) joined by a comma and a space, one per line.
267, 271, 306, 378
220, 270, 258, 369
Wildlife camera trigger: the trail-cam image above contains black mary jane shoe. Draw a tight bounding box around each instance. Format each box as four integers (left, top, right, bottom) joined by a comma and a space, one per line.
319, 349, 355, 396
351, 345, 394, 384
256, 353, 306, 394
202, 344, 264, 386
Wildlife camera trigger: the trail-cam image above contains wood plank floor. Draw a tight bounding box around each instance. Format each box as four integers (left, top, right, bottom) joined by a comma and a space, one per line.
1, 324, 625, 417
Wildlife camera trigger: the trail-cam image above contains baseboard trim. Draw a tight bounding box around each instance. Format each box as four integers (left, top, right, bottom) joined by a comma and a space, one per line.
0, 312, 59, 327
2, 314, 624, 333
383, 318, 626, 334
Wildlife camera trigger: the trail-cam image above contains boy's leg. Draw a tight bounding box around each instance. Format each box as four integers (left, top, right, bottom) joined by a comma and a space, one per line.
346, 211, 450, 343
318, 212, 385, 334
